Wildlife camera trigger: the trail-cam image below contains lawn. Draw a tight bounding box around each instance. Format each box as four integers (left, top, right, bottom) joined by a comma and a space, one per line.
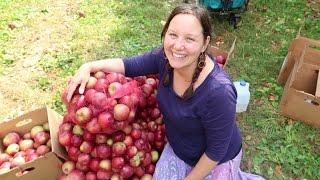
0, 0, 319, 179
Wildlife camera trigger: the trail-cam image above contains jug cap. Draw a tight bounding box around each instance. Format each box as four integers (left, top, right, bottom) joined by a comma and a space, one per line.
240, 80, 246, 86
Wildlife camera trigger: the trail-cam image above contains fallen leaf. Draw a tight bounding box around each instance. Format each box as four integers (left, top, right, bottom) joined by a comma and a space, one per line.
287, 119, 295, 125
268, 94, 276, 101
160, 20, 166, 26
78, 11, 86, 18
275, 165, 282, 177
262, 82, 272, 88
215, 36, 224, 46
262, 6, 268, 12
254, 99, 264, 106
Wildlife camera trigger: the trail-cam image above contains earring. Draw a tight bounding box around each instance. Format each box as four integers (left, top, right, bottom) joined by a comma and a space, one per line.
197, 52, 206, 68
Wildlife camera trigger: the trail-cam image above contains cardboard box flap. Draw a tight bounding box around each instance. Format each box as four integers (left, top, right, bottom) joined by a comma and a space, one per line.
15, 153, 63, 180
316, 70, 320, 98
0, 108, 48, 137
46, 108, 68, 160
302, 45, 320, 66
225, 38, 236, 68
277, 35, 320, 85
0, 166, 21, 180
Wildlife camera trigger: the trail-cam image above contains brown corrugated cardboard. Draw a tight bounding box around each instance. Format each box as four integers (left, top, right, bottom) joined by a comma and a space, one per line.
316, 70, 320, 98
207, 38, 236, 69
277, 35, 320, 85
280, 45, 320, 127
0, 107, 67, 180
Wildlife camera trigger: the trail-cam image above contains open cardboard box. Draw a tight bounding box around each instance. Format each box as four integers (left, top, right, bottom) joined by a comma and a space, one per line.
277, 34, 320, 85
280, 44, 320, 127
207, 38, 236, 69
0, 107, 67, 180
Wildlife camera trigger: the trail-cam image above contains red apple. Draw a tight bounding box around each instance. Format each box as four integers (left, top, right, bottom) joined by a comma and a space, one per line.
61, 161, 75, 175
19, 139, 34, 151
123, 135, 133, 147
3, 132, 21, 146
71, 135, 83, 147
89, 158, 100, 172
79, 141, 94, 154
131, 129, 142, 140
94, 78, 109, 93
36, 145, 50, 156
67, 146, 80, 162
77, 153, 91, 166
6, 143, 19, 155
111, 157, 125, 169
72, 125, 84, 136
97, 170, 112, 180
105, 72, 119, 83
99, 159, 111, 171
58, 131, 72, 146
112, 142, 126, 156
68, 169, 85, 180
98, 112, 114, 130
95, 134, 107, 144
75, 107, 92, 125
86, 118, 102, 134
34, 131, 50, 145
86, 76, 98, 89
108, 82, 122, 96
96, 144, 111, 159
11, 156, 25, 168
120, 164, 134, 178
86, 171, 97, 180
94, 71, 106, 79
129, 154, 141, 167
141, 174, 153, 180
112, 131, 125, 142
127, 146, 138, 158
151, 150, 159, 163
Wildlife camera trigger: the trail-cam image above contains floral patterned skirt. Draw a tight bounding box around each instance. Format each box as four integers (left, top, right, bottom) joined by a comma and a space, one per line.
153, 143, 265, 180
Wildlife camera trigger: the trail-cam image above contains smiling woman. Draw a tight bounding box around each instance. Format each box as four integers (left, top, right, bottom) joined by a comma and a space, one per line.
65, 3, 264, 180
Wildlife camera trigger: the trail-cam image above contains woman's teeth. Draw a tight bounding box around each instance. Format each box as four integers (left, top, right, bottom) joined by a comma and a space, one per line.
173, 53, 185, 58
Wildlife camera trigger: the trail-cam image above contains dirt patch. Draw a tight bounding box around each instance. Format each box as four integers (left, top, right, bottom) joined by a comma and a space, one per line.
0, 1, 80, 121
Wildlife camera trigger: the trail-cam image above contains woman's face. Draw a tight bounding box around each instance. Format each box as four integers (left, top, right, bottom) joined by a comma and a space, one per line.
163, 14, 209, 71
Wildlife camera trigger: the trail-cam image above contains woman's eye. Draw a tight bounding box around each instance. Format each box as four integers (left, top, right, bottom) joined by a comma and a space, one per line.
186, 37, 195, 42
169, 33, 177, 37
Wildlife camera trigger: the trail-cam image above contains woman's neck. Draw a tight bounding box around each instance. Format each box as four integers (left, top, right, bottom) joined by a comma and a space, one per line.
173, 61, 197, 83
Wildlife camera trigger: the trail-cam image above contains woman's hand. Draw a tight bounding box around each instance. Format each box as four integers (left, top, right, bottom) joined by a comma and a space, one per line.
66, 63, 91, 102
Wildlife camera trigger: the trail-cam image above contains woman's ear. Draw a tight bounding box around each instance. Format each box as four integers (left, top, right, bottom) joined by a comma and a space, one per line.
202, 36, 211, 52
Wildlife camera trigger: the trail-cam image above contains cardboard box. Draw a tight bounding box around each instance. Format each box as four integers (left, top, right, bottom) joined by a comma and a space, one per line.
0, 107, 67, 180
279, 45, 320, 127
277, 35, 320, 85
207, 38, 236, 69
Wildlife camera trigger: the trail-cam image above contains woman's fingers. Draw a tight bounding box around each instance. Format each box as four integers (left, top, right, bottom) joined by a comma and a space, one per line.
79, 77, 88, 95
66, 64, 91, 102
66, 78, 79, 102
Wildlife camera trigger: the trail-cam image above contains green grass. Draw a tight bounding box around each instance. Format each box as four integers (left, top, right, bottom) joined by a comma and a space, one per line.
212, 0, 320, 179
1, 0, 320, 179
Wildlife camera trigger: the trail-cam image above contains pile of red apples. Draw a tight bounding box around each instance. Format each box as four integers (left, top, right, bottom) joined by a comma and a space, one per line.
0, 123, 51, 175
58, 71, 166, 180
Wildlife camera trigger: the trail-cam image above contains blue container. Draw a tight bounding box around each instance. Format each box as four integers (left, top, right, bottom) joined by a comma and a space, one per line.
199, 0, 247, 10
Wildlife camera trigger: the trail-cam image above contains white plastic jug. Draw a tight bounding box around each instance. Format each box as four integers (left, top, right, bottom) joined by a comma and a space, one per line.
233, 80, 250, 113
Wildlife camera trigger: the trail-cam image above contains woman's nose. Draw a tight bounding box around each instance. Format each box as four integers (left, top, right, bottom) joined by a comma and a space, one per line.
173, 38, 185, 50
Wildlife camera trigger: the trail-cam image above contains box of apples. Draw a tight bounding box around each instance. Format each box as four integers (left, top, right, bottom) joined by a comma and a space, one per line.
208, 38, 236, 69
0, 107, 67, 180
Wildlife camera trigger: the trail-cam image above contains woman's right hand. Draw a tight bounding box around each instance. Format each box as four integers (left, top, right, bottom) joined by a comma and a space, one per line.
66, 63, 91, 102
